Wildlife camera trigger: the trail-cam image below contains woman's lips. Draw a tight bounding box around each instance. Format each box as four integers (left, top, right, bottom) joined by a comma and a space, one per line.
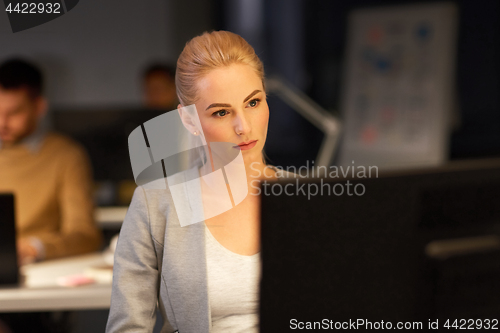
234, 140, 258, 150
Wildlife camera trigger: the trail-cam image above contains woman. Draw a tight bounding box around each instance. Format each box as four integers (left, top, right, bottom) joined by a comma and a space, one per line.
106, 30, 291, 333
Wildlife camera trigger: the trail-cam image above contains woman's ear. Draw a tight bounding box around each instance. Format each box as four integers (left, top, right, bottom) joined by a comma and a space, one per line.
178, 104, 199, 135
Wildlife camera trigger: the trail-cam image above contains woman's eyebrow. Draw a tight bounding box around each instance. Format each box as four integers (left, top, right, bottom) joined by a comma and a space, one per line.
206, 103, 231, 111
205, 90, 262, 111
243, 89, 261, 103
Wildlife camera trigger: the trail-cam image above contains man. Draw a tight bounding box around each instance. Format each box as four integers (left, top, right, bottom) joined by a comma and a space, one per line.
142, 63, 178, 110
0, 58, 102, 264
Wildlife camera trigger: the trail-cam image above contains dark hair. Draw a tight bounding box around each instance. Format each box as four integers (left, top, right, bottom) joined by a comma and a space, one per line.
143, 63, 176, 80
0, 58, 43, 98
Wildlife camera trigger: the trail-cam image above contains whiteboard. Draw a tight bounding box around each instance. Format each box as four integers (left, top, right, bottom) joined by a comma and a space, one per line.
338, 3, 458, 170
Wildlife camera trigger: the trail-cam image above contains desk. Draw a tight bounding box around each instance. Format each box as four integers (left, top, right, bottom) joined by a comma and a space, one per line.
0, 253, 112, 312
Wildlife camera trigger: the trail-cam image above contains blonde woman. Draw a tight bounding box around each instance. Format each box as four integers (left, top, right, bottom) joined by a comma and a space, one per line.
106, 30, 292, 333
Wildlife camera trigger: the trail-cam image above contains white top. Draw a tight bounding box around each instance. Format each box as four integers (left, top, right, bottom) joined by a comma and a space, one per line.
205, 224, 261, 333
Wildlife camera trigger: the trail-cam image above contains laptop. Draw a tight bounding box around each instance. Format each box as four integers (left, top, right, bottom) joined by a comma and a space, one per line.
0, 193, 20, 286
260, 160, 500, 331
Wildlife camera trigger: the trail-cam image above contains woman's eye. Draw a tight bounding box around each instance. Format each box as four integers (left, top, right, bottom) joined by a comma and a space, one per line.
213, 110, 228, 117
248, 98, 260, 108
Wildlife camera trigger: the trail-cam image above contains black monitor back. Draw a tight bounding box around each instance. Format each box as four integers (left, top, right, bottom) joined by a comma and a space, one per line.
0, 193, 19, 286
260, 160, 500, 331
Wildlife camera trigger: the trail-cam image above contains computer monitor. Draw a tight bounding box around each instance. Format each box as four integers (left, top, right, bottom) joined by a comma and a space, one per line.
0, 193, 19, 286
260, 159, 500, 331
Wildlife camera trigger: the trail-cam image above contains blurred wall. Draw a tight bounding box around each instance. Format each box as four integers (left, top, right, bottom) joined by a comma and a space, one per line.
0, 0, 175, 107
303, 0, 500, 160
170, 0, 214, 57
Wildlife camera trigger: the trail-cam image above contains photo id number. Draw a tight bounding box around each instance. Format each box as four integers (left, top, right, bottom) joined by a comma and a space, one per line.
5, 2, 61, 14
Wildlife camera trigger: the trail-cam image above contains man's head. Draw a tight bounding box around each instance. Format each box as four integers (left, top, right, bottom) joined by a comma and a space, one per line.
0, 59, 47, 147
142, 63, 177, 109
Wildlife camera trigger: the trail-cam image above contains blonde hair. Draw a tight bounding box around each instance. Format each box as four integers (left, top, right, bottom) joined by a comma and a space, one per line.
175, 30, 265, 106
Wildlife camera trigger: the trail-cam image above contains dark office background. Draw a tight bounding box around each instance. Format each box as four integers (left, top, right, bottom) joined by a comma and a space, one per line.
212, 0, 500, 167
1, 0, 499, 173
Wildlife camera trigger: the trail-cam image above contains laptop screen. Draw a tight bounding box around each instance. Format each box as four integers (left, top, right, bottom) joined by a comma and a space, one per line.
0, 193, 19, 286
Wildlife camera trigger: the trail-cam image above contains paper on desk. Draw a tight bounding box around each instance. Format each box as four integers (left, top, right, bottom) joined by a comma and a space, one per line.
57, 274, 95, 287
84, 265, 113, 284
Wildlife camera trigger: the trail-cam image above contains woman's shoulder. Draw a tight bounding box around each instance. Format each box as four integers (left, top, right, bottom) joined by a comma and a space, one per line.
137, 165, 199, 194
131, 165, 202, 227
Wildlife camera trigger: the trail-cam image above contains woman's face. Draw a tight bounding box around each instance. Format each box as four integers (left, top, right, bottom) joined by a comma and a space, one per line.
194, 63, 269, 164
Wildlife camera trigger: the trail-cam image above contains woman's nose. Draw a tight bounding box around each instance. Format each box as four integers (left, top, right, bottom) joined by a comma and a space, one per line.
234, 113, 251, 136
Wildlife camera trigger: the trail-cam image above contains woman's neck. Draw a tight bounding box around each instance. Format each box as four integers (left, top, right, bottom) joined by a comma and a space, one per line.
245, 160, 275, 181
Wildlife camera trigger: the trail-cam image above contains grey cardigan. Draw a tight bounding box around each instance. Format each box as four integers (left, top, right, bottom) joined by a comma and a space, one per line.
106, 166, 291, 333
